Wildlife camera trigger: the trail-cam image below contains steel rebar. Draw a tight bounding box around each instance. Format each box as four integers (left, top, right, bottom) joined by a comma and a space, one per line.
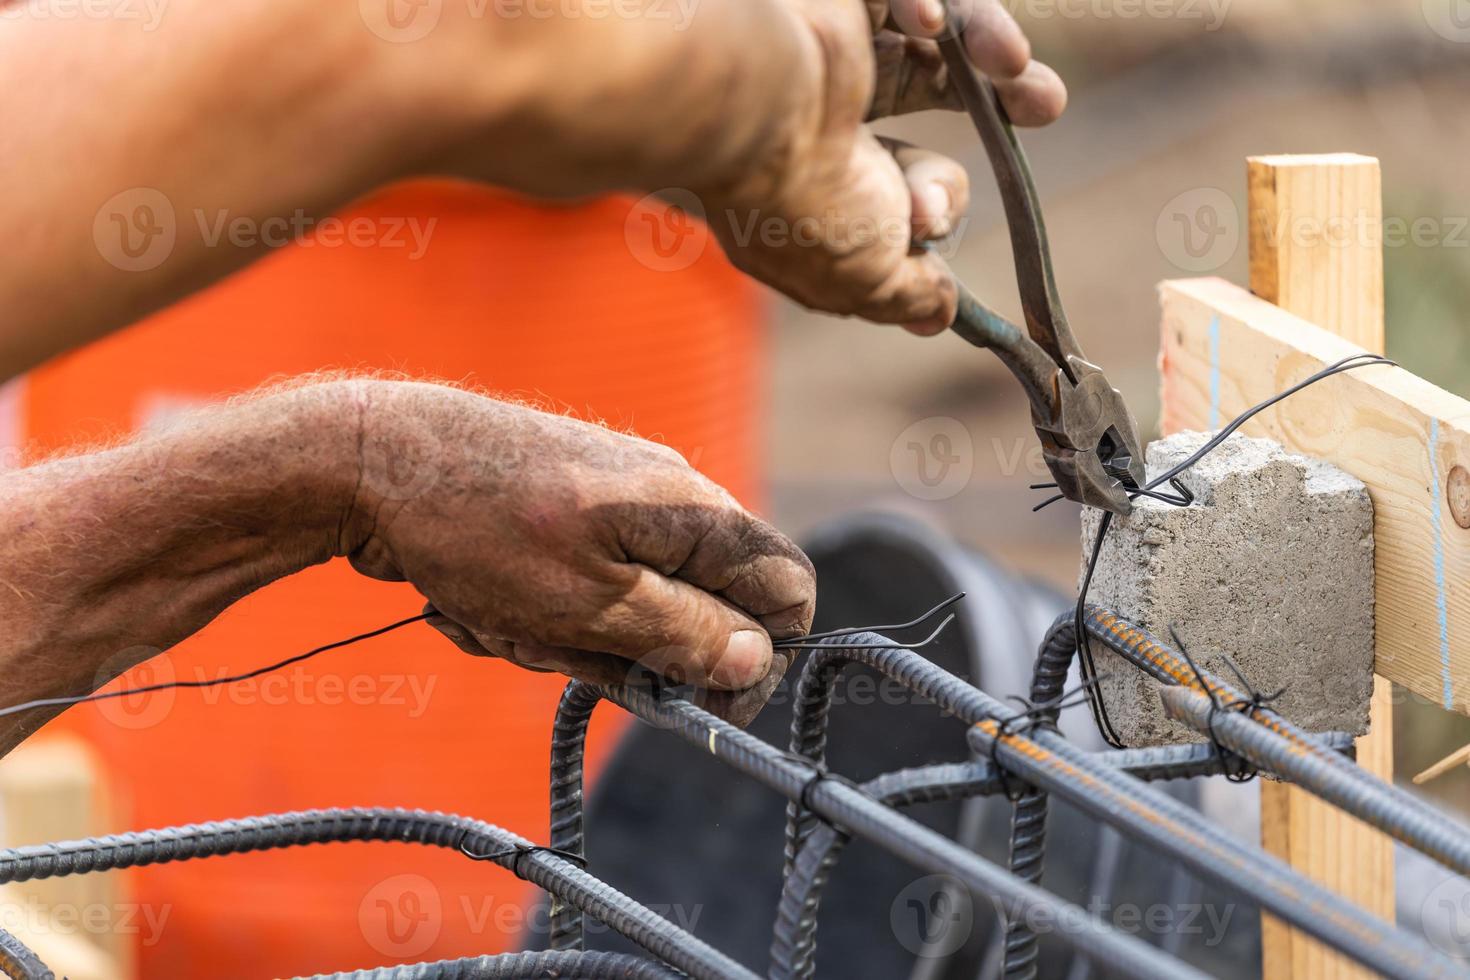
0, 809, 754, 980
294, 951, 684, 980
791, 633, 1454, 979
1081, 606, 1470, 878
594, 682, 1211, 980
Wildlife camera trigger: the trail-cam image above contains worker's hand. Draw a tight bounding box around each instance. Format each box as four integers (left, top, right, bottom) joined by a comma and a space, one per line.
865, 0, 1068, 123
703, 1, 1065, 335
337, 381, 816, 727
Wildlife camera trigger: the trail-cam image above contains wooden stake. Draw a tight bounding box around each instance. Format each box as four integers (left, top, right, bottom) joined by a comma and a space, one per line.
1250, 153, 1394, 980
1159, 153, 1396, 979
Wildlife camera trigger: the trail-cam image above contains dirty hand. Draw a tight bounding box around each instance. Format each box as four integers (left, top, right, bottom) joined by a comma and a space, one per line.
702, 0, 1066, 335
336, 381, 816, 726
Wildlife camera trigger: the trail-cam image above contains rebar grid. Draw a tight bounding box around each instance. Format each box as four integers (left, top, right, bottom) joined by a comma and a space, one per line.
0, 616, 1461, 980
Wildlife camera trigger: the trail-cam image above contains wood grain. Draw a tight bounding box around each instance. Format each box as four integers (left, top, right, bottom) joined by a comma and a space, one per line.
1161, 276, 1470, 708
1237, 153, 1395, 980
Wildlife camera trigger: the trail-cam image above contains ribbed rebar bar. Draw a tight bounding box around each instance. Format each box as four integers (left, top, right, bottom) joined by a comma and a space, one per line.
295, 951, 683, 979
1161, 684, 1470, 876
594, 682, 1209, 980
786, 633, 1453, 979
1003, 615, 1076, 980
0, 927, 51, 980
549, 681, 604, 950
1082, 606, 1470, 878
783, 653, 848, 881
775, 629, 1358, 980
0, 809, 754, 980
771, 763, 995, 980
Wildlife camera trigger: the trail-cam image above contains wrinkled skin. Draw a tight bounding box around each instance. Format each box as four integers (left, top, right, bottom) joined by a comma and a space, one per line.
706, 0, 1066, 335
339, 382, 817, 726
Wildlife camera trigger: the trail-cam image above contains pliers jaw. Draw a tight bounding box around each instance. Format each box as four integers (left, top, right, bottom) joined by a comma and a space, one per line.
1033, 357, 1148, 516
937, 25, 1147, 518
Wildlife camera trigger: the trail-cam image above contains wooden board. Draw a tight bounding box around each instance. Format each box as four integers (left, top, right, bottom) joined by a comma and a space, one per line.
1161, 275, 1470, 702
1159, 275, 1447, 973
1240, 153, 1394, 980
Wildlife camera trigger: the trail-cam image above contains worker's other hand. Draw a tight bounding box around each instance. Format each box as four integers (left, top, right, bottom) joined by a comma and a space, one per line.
706, 1, 1064, 336
337, 381, 816, 727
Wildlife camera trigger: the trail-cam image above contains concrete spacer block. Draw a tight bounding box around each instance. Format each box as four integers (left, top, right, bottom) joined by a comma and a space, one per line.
1080, 431, 1375, 747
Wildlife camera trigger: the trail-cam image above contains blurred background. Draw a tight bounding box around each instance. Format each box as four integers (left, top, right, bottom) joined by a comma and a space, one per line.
4, 0, 1470, 976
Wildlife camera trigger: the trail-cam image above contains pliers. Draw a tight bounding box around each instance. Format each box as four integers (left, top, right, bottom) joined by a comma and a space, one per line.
934, 27, 1147, 516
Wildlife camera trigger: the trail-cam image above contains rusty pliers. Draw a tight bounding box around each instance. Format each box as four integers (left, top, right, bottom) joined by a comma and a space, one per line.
935, 30, 1146, 515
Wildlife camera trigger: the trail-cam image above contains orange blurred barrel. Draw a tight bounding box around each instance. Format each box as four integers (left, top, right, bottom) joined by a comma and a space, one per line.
19, 180, 766, 978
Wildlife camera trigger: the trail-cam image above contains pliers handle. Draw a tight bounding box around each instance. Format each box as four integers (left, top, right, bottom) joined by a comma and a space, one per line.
935, 23, 1146, 515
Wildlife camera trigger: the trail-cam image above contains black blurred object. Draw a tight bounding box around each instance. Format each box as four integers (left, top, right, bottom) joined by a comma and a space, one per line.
527, 512, 1260, 978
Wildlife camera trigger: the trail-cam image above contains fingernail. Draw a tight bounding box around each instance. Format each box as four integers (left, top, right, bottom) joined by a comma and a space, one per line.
918, 183, 952, 238
712, 630, 772, 689
918, 0, 946, 32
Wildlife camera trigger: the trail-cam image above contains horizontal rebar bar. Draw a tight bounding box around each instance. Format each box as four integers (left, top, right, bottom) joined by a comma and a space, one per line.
296, 951, 684, 980
1082, 606, 1470, 878
1160, 684, 1470, 876
793, 633, 1454, 980
0, 809, 755, 980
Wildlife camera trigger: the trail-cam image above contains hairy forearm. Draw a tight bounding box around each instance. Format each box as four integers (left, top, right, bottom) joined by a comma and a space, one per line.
0, 382, 360, 752
0, 0, 815, 380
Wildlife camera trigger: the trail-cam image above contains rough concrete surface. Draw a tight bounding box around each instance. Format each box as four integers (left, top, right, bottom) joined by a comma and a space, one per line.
1081, 431, 1375, 746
